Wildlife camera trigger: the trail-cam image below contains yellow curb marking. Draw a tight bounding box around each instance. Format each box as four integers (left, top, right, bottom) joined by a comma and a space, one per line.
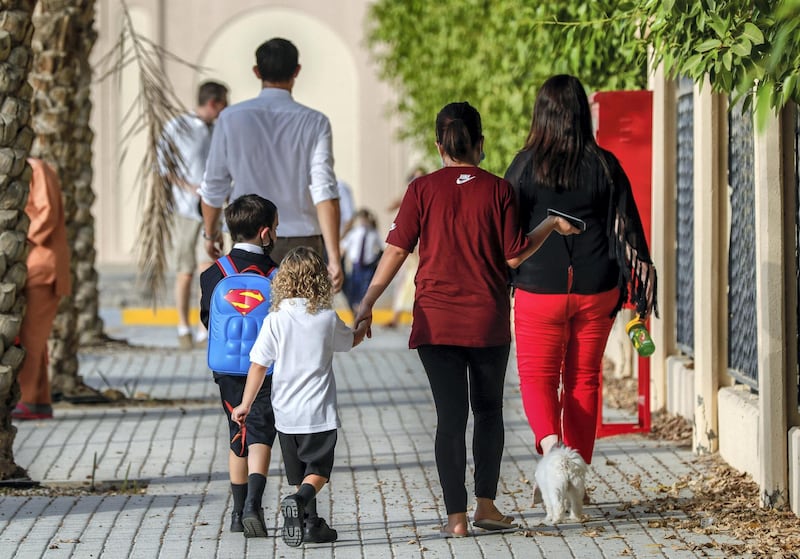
120, 308, 411, 327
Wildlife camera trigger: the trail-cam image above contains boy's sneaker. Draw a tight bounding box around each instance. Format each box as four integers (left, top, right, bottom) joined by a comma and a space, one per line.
304, 516, 338, 543
241, 504, 268, 538
280, 494, 305, 547
230, 511, 244, 533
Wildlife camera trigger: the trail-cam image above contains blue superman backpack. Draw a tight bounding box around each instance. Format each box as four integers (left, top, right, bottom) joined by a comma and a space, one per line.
207, 256, 277, 374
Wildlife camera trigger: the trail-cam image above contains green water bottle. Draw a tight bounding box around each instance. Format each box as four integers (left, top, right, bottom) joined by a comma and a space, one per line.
626, 318, 655, 357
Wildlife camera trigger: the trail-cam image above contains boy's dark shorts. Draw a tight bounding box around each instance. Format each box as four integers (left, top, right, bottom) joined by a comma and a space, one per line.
278, 429, 337, 485
215, 372, 276, 455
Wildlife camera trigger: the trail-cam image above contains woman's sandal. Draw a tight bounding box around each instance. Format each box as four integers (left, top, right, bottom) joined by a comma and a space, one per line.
472, 515, 519, 531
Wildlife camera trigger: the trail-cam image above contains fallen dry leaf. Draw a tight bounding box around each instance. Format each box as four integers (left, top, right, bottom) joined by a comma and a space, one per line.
633, 413, 800, 556
600, 392, 800, 556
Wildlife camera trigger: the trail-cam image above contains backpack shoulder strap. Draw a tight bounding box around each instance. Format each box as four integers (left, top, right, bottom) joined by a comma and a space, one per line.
216, 255, 238, 277
237, 262, 277, 278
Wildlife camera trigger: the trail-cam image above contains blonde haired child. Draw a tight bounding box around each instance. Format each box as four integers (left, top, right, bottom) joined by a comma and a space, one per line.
233, 247, 366, 547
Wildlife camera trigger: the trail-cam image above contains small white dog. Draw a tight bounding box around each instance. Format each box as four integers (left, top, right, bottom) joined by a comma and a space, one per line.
534, 444, 588, 524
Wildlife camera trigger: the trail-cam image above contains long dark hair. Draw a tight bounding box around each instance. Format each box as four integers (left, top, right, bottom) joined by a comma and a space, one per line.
524, 75, 598, 191
435, 102, 482, 162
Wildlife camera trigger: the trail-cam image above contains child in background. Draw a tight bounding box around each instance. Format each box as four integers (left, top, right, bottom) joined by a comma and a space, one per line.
341, 208, 383, 313
199, 194, 279, 538
232, 247, 367, 547
384, 168, 425, 328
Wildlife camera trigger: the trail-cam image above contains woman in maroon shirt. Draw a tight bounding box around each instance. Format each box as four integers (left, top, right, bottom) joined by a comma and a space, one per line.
354, 102, 577, 537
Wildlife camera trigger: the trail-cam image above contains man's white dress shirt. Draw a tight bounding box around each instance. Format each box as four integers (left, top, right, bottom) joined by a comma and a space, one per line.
201, 88, 338, 237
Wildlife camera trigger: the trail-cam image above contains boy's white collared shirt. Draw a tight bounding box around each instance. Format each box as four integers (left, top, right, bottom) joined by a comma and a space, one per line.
249, 298, 353, 434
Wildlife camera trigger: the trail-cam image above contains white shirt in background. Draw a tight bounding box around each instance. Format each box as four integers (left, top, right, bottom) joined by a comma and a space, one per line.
337, 180, 355, 231
341, 224, 384, 266
200, 88, 338, 237
249, 298, 354, 434
158, 112, 213, 221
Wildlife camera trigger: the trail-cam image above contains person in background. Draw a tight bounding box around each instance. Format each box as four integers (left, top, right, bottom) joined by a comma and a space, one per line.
337, 179, 355, 234
505, 74, 657, 469
354, 102, 578, 537
201, 37, 342, 291
159, 80, 228, 350
384, 167, 425, 328
12, 159, 72, 420
341, 208, 383, 313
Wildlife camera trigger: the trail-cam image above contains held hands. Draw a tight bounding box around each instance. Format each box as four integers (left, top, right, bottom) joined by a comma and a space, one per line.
353, 304, 374, 341
353, 320, 369, 347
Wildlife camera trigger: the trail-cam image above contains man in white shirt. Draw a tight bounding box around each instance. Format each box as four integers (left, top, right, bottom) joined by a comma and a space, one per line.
159, 81, 228, 349
200, 38, 343, 291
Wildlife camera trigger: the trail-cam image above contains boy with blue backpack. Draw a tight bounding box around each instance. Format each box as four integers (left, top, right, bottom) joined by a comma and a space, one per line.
199, 194, 279, 538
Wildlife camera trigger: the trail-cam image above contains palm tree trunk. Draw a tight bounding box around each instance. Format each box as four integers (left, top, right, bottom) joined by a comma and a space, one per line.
0, 0, 37, 480
29, 0, 100, 398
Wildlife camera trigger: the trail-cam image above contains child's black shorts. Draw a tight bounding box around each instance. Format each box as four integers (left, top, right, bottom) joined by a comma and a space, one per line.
278, 429, 337, 485
215, 372, 276, 455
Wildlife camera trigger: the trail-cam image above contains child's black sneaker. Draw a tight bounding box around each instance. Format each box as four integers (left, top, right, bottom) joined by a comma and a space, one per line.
230, 511, 244, 533
280, 494, 305, 547
304, 516, 337, 543
241, 504, 268, 538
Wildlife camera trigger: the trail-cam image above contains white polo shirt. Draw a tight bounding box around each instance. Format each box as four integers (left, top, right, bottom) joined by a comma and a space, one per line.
200, 88, 338, 237
249, 298, 353, 434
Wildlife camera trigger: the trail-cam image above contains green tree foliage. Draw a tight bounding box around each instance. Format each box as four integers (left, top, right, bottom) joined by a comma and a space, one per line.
368, 0, 800, 160
642, 0, 799, 123
367, 0, 647, 175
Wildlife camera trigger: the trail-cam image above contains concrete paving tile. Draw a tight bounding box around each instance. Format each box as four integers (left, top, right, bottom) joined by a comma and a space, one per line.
5, 322, 748, 558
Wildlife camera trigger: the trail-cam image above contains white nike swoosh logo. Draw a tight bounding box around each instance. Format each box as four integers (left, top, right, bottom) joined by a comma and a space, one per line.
455, 174, 476, 185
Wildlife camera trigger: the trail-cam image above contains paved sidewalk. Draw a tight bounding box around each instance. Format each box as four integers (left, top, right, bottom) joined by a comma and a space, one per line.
3, 319, 744, 558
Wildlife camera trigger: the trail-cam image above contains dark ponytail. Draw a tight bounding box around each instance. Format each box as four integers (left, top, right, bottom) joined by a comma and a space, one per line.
436, 102, 482, 162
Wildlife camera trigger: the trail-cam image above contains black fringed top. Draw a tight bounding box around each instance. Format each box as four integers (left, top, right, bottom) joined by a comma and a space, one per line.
504, 147, 658, 319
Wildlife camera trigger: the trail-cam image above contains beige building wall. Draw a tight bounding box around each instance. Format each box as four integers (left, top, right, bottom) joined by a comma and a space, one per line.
91, 0, 417, 264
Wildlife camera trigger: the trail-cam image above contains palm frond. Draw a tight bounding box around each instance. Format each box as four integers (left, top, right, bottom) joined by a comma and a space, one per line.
93, 0, 203, 308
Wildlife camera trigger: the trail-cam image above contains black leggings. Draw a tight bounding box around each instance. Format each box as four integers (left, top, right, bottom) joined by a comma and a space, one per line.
417, 344, 509, 515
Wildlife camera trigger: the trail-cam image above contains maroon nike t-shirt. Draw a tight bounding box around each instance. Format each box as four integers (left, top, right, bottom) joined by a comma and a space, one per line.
386, 166, 530, 348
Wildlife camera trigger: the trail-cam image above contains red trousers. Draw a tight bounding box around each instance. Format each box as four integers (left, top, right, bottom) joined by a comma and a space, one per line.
513, 288, 618, 464
18, 284, 60, 405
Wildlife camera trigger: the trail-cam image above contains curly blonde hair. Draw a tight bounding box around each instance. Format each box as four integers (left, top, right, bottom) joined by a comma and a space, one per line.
270, 246, 333, 314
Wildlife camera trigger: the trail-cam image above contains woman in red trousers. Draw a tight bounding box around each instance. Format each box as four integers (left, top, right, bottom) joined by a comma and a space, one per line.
505, 75, 657, 466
